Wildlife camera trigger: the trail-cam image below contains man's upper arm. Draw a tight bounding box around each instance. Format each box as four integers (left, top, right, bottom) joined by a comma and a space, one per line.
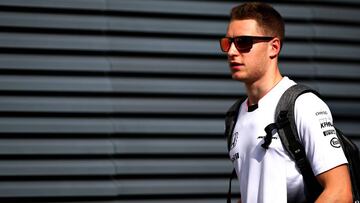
315, 164, 352, 203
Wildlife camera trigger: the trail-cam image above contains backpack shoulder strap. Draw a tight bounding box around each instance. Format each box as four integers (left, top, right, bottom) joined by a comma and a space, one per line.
275, 84, 320, 156
225, 97, 245, 203
225, 97, 246, 151
275, 84, 323, 202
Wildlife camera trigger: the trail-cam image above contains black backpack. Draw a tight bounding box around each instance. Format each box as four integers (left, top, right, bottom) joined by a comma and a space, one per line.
225, 84, 360, 202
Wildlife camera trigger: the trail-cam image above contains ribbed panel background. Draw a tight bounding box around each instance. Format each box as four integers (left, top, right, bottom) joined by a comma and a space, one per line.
0, 0, 359, 202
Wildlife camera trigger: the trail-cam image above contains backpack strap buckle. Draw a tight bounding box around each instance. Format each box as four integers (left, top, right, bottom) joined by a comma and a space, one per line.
262, 123, 279, 149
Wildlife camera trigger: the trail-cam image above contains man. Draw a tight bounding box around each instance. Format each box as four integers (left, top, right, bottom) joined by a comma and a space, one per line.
220, 2, 352, 203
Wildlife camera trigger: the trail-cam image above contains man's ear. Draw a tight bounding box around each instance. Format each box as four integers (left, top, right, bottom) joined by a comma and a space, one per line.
269, 38, 281, 59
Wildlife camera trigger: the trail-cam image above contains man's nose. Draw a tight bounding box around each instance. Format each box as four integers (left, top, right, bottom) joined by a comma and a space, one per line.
227, 42, 239, 57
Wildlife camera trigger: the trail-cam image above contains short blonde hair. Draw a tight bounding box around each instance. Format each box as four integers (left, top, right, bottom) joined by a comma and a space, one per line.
230, 2, 285, 49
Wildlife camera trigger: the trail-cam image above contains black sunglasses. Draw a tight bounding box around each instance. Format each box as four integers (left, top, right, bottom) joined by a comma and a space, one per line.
220, 36, 274, 52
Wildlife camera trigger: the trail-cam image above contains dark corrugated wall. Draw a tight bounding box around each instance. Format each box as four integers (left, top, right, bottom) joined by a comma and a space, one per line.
0, 0, 359, 202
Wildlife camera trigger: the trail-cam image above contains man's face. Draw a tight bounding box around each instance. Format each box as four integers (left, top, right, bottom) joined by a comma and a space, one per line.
226, 19, 272, 83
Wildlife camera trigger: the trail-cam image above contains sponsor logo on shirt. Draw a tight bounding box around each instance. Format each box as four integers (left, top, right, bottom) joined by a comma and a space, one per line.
330, 137, 341, 148
231, 152, 239, 162
230, 132, 238, 150
323, 129, 336, 136
315, 111, 328, 116
257, 135, 278, 140
319, 118, 333, 129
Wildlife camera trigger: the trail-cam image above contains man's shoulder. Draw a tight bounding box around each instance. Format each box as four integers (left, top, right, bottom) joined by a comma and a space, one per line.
295, 92, 329, 111
293, 91, 333, 128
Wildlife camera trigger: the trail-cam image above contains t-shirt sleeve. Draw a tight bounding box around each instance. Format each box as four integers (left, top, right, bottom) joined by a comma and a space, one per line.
294, 93, 348, 176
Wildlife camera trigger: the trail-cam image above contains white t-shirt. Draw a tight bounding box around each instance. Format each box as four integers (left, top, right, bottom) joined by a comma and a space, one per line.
229, 77, 347, 203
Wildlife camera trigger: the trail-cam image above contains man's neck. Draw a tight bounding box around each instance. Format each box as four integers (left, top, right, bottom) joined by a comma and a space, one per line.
245, 70, 283, 106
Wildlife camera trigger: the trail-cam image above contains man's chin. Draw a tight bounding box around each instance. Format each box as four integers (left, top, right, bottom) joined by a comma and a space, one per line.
232, 74, 246, 81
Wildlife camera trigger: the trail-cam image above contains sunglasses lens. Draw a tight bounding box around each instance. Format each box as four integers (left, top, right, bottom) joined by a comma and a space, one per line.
220, 36, 273, 53
220, 38, 231, 52
234, 37, 252, 51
